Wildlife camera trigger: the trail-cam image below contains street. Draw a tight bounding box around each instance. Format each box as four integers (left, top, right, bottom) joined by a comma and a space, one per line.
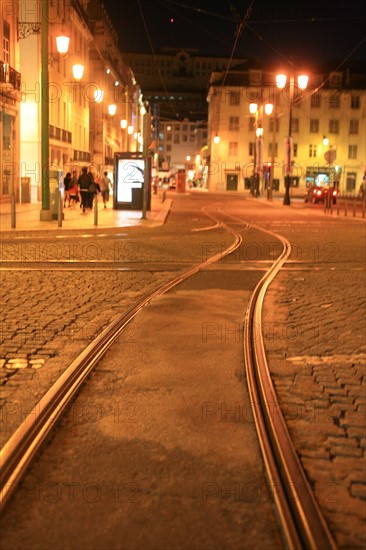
0, 192, 365, 549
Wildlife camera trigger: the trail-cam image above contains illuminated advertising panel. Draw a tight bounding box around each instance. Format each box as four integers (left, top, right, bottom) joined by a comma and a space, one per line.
114, 152, 151, 211
117, 159, 144, 202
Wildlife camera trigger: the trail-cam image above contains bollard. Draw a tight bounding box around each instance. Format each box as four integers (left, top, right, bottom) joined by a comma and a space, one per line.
11, 192, 16, 228
345, 201, 347, 217
337, 203, 340, 216
362, 198, 365, 219
353, 201, 356, 217
161, 190, 166, 203
330, 200, 333, 214
58, 189, 62, 227
94, 194, 98, 226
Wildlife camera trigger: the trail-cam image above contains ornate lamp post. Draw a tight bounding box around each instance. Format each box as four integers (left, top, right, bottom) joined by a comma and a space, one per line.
276, 73, 308, 205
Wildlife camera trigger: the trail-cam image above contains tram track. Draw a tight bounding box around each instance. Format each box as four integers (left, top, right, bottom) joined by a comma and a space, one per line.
0, 206, 337, 548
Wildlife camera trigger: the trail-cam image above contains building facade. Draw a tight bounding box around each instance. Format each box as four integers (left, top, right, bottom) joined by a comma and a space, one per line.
0, 0, 145, 204
207, 65, 366, 195
122, 48, 248, 122
1, 0, 21, 201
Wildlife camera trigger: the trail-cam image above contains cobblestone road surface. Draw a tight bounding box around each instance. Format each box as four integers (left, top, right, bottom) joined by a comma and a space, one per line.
0, 193, 365, 548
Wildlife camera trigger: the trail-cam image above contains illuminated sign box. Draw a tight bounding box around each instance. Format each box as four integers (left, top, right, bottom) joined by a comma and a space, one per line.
113, 152, 151, 210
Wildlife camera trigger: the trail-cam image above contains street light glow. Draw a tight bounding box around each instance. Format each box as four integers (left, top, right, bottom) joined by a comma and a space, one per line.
72, 64, 84, 80
298, 75, 309, 89
249, 103, 258, 114
94, 89, 103, 103
264, 103, 273, 115
276, 74, 287, 89
56, 35, 70, 54
108, 104, 117, 116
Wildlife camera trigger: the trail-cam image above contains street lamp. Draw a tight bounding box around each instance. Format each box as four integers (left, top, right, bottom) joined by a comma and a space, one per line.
249, 100, 273, 196
276, 73, 308, 205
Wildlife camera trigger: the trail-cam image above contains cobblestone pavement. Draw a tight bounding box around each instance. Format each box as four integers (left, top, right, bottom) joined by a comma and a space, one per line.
262, 220, 366, 548
0, 194, 365, 547
0, 223, 235, 447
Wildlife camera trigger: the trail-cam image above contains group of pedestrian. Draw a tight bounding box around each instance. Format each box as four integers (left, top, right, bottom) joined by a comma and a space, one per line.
63, 168, 112, 213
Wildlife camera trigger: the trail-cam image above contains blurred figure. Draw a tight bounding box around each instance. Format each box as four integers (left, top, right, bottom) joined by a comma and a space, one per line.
77, 167, 90, 213
63, 172, 71, 207
87, 171, 96, 209
100, 171, 112, 208
68, 177, 79, 209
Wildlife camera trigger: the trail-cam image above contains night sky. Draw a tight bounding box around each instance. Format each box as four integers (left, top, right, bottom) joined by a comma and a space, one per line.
101, 0, 366, 69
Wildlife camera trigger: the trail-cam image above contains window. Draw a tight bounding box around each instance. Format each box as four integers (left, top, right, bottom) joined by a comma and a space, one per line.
291, 118, 299, 133
182, 135, 187, 142
330, 72, 342, 88
166, 145, 171, 152
229, 91, 240, 105
174, 124, 180, 131
346, 172, 356, 192
167, 133, 172, 141
351, 95, 360, 109
348, 145, 357, 159
269, 118, 280, 132
249, 117, 255, 132
268, 143, 278, 157
249, 142, 254, 156
3, 21, 10, 64
349, 119, 359, 134
249, 70, 262, 85
309, 144, 317, 158
182, 124, 187, 131
229, 142, 238, 156
328, 93, 340, 108
309, 119, 319, 133
293, 143, 298, 157
329, 119, 339, 134
229, 116, 239, 131
173, 135, 180, 144
311, 93, 321, 108
190, 135, 195, 142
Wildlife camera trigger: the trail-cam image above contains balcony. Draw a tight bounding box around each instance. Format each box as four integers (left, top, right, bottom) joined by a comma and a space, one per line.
0, 62, 21, 91
49, 125, 72, 143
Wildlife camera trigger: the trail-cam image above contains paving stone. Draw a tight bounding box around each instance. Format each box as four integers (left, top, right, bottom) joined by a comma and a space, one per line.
350, 483, 366, 499
346, 427, 366, 440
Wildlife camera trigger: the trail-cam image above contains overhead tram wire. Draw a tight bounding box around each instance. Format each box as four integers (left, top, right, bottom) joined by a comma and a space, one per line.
221, 0, 255, 88
137, 0, 179, 119
163, 2, 365, 25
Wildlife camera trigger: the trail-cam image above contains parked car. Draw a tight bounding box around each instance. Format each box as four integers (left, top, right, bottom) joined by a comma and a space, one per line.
304, 185, 337, 204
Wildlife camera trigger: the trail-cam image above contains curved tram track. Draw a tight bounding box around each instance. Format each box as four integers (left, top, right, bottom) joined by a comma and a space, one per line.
0, 207, 336, 549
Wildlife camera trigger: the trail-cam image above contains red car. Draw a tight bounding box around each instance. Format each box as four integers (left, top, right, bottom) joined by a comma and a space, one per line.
304, 185, 337, 204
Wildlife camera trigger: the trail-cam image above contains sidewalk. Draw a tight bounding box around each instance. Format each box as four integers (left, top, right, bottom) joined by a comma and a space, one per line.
0, 193, 172, 235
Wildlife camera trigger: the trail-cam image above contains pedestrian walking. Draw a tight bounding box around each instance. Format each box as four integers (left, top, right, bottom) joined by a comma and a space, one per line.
87, 171, 97, 209
100, 171, 112, 208
63, 172, 71, 207
77, 166, 90, 213
68, 177, 79, 209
